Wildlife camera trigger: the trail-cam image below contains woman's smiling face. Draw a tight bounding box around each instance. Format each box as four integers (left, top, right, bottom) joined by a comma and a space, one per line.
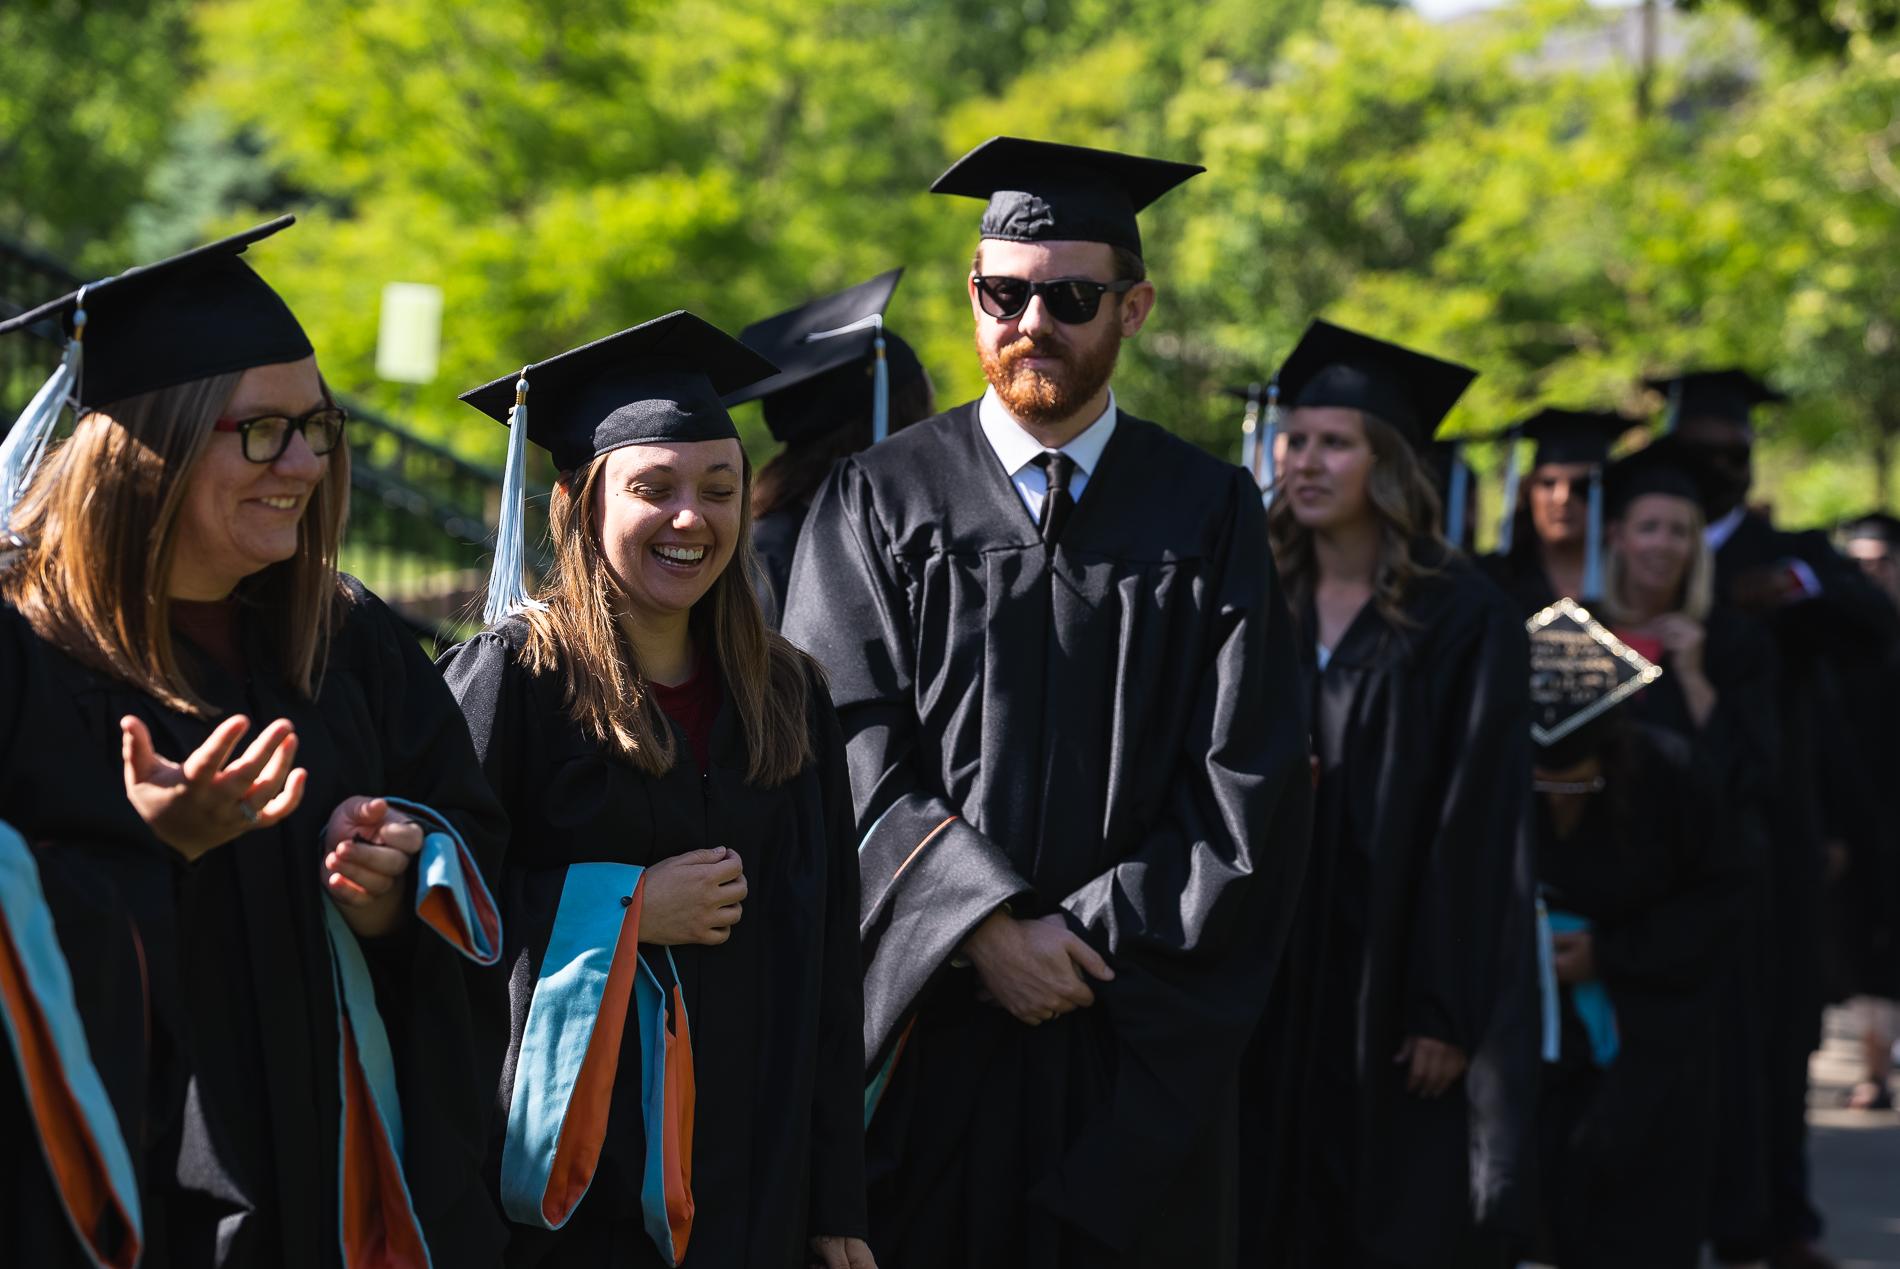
593, 439, 745, 620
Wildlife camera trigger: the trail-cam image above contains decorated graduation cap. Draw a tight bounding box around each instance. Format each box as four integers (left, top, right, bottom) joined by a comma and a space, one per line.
722, 269, 923, 446
930, 136, 1204, 256
1646, 369, 1787, 433
1273, 318, 1478, 450
460, 310, 777, 623
1495, 407, 1642, 600
0, 216, 310, 541
1527, 597, 1663, 764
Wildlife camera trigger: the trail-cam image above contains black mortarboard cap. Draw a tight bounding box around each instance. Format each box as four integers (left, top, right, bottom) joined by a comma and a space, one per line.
0, 216, 310, 408
1605, 437, 1714, 517
1274, 319, 1477, 447
1515, 408, 1642, 467
1839, 511, 1900, 544
930, 136, 1204, 257
722, 270, 925, 445
1527, 598, 1663, 750
1646, 369, 1787, 427
460, 311, 777, 473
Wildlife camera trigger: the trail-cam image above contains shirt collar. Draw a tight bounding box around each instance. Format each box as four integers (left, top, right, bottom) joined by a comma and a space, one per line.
978, 387, 1119, 477
1706, 504, 1747, 550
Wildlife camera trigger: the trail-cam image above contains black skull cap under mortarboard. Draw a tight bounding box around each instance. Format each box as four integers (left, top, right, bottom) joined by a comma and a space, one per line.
1605, 436, 1714, 517
1515, 407, 1643, 467
1645, 369, 1787, 427
721, 269, 925, 445
1274, 318, 1477, 447
1527, 597, 1663, 749
0, 216, 311, 409
459, 311, 778, 474
930, 136, 1205, 257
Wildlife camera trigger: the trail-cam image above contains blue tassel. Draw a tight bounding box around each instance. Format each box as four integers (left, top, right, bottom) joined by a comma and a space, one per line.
1582, 466, 1604, 601
1497, 437, 1523, 554
1665, 380, 1683, 436
0, 299, 85, 543
1260, 377, 1281, 507
1238, 382, 1261, 484
484, 370, 548, 625
1446, 447, 1469, 548
871, 321, 889, 444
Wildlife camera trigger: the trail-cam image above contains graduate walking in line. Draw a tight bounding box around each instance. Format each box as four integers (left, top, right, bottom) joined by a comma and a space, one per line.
442, 312, 872, 1269
0, 219, 506, 1268
783, 137, 1312, 1269
1248, 320, 1537, 1269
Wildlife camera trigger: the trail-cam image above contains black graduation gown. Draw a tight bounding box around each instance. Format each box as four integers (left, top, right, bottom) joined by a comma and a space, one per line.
0, 605, 152, 1269
1707, 513, 1898, 1253
1532, 724, 1751, 1268
437, 620, 865, 1268
1830, 637, 1900, 999
5, 578, 510, 1269
781, 402, 1312, 1269
751, 499, 809, 630
1250, 549, 1537, 1269
1479, 543, 1560, 618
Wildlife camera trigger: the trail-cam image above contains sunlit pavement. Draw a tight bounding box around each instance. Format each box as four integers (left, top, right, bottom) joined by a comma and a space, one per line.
1805, 1006, 1900, 1268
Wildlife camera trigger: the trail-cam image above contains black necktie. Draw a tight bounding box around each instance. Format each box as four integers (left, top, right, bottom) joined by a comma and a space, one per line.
1032, 451, 1075, 545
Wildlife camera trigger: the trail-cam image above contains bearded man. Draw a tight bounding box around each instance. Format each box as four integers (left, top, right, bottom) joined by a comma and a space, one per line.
782, 137, 1312, 1269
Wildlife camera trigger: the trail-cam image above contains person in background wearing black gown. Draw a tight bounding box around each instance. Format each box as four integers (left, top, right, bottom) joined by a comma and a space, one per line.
1251, 318, 1536, 1268
1524, 600, 1753, 1267
783, 136, 1312, 1269
0, 219, 508, 1268
1828, 512, 1900, 1112
1482, 408, 1642, 614
1665, 369, 1898, 1269
723, 270, 935, 626
440, 311, 872, 1269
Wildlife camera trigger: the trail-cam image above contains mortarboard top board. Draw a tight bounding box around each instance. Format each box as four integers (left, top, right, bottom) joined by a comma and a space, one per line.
1646, 369, 1787, 428
1273, 318, 1477, 448
1527, 597, 1663, 749
459, 311, 777, 474
0, 216, 311, 408
1839, 511, 1900, 544
1515, 407, 1643, 468
1604, 437, 1715, 518
930, 136, 1204, 257
721, 270, 925, 445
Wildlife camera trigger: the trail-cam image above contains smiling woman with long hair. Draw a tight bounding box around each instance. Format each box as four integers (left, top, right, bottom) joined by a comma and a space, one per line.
1244, 320, 1536, 1269
0, 221, 507, 1269
438, 312, 872, 1269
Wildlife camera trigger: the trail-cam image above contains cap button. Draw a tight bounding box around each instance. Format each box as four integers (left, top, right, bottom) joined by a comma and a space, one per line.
621, 895, 634, 908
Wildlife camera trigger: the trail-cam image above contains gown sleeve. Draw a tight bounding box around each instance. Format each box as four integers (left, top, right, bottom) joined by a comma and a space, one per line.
1402, 585, 1534, 1053
784, 460, 1034, 1068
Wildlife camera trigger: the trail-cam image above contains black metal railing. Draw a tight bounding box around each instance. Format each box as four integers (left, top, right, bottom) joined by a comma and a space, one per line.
0, 234, 543, 649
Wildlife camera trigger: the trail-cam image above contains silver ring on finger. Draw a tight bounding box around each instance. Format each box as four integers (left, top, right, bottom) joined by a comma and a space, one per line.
235, 799, 259, 825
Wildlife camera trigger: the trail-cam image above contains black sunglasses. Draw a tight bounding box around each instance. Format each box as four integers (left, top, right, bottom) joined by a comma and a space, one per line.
972, 275, 1137, 324
213, 404, 348, 464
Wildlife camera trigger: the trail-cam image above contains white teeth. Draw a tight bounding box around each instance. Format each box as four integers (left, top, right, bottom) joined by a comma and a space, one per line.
654, 544, 706, 563
259, 496, 299, 510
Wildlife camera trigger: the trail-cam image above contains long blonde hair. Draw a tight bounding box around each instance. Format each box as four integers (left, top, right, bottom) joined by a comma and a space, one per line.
1601, 496, 1715, 624
3, 372, 349, 715
1267, 409, 1448, 628
515, 451, 814, 785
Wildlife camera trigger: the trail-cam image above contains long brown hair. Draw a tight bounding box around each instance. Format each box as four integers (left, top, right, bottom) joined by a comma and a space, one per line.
3, 372, 350, 715
1267, 409, 1448, 628
517, 450, 814, 785
751, 368, 935, 520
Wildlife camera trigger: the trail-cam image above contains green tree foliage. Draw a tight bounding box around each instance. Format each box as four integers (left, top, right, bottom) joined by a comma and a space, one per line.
7, 0, 1900, 526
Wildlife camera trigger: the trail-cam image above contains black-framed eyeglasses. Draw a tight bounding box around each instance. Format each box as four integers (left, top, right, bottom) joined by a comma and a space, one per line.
972, 275, 1137, 324
213, 404, 348, 464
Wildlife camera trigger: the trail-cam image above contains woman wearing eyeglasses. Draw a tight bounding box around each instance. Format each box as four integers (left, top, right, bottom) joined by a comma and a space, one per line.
0, 220, 507, 1269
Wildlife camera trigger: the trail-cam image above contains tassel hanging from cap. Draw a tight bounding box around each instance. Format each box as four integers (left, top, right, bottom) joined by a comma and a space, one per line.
0, 291, 86, 546
1581, 465, 1605, 602
484, 370, 549, 625
1238, 382, 1262, 487
1446, 446, 1470, 549
1664, 379, 1683, 436
1497, 435, 1524, 554
1260, 376, 1282, 508
871, 318, 889, 444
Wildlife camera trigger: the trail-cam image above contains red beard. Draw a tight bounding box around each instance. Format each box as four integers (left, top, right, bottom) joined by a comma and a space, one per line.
979, 326, 1121, 425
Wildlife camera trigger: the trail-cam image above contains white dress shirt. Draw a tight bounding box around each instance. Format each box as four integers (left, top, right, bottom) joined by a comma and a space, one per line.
1705, 504, 1747, 551
976, 387, 1119, 526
